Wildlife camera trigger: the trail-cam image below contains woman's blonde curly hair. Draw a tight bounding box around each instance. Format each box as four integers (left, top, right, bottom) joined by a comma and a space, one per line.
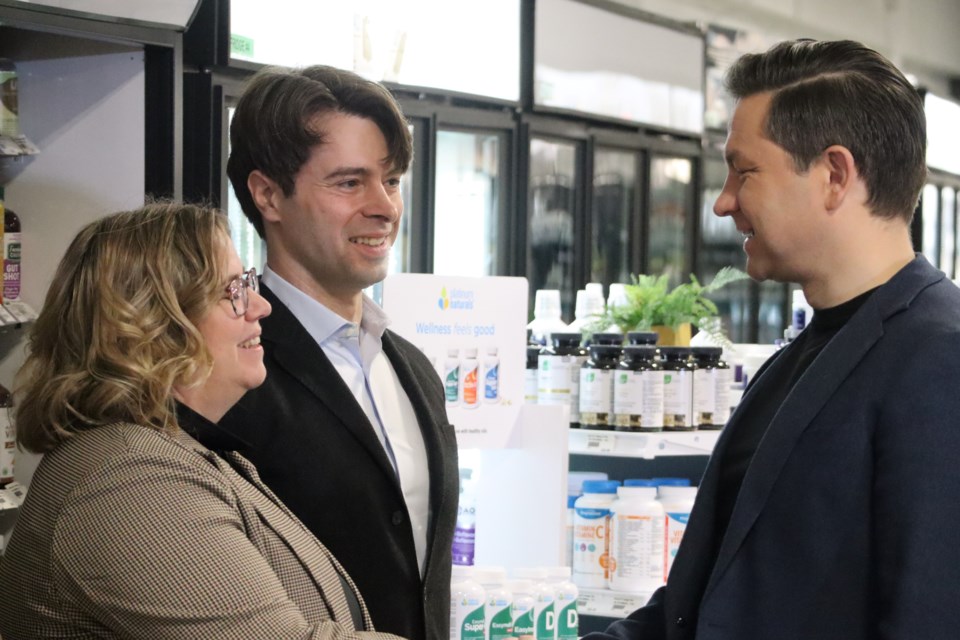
14, 202, 230, 453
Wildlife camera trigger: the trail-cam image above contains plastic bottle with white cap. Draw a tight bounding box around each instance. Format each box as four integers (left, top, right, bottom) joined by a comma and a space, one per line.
573, 480, 620, 587
658, 485, 698, 580
513, 567, 554, 640
451, 565, 486, 640
608, 481, 665, 593
543, 566, 578, 640
566, 284, 606, 334
508, 578, 536, 640
527, 289, 568, 345
474, 566, 514, 640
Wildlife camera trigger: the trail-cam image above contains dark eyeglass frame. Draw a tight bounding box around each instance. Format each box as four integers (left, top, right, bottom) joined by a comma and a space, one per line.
224, 267, 259, 317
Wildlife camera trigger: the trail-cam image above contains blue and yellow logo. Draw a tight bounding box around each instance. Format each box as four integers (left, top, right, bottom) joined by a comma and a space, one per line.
437, 286, 475, 311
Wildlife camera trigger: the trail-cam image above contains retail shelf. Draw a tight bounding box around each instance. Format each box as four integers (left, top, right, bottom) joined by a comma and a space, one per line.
0, 300, 37, 330
568, 428, 720, 459
0, 482, 26, 512
577, 586, 654, 618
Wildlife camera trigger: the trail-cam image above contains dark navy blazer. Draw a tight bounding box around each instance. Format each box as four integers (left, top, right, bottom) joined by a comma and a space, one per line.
588, 256, 960, 639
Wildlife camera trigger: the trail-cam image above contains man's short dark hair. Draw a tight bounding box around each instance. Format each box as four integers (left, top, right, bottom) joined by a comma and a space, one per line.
725, 39, 926, 222
227, 65, 413, 237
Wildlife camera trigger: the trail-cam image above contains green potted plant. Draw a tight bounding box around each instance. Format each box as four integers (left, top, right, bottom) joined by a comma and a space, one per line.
591, 266, 750, 346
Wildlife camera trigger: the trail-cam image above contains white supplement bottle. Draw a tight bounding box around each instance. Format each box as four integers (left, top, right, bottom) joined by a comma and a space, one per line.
474, 566, 513, 640
573, 480, 620, 587
608, 484, 665, 593
658, 485, 697, 580
507, 579, 536, 640
514, 568, 554, 640
543, 566, 578, 640
462, 347, 480, 409
483, 346, 500, 404
445, 348, 461, 406
451, 565, 486, 640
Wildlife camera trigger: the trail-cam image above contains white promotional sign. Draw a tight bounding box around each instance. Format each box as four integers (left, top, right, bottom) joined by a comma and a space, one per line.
382, 274, 527, 448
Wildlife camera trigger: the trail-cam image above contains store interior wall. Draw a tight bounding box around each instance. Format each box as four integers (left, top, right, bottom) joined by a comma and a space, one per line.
0, 33, 147, 496
618, 0, 960, 95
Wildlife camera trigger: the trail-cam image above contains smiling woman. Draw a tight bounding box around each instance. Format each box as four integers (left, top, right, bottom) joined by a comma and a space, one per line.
0, 203, 401, 640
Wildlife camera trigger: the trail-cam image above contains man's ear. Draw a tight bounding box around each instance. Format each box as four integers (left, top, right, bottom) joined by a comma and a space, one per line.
248, 170, 284, 223
822, 145, 859, 212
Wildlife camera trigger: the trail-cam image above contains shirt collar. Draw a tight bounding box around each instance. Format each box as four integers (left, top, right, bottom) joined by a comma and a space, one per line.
262, 264, 391, 344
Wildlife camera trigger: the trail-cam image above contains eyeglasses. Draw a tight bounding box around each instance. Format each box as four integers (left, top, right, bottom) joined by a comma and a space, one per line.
224, 267, 259, 317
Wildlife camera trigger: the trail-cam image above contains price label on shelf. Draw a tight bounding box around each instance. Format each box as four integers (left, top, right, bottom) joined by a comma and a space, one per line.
584, 432, 616, 453
577, 588, 654, 618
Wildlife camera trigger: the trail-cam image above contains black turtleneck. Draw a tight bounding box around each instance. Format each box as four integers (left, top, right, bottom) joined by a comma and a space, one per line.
713, 286, 878, 546
176, 402, 364, 631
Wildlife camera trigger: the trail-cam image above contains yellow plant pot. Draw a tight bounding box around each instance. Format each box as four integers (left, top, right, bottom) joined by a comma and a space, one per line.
652, 323, 692, 347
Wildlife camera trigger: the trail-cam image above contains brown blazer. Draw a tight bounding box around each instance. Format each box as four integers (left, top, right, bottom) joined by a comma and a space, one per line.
0, 422, 404, 640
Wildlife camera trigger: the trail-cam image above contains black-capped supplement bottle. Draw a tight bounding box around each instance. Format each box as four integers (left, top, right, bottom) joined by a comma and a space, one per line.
525, 344, 540, 404
579, 344, 622, 430
538, 332, 589, 428
691, 346, 720, 429
661, 347, 695, 431
693, 346, 733, 429
613, 345, 664, 432
590, 332, 624, 347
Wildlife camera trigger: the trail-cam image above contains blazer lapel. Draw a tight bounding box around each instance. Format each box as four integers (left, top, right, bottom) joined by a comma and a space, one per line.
703, 256, 943, 597
381, 332, 450, 558
259, 284, 400, 483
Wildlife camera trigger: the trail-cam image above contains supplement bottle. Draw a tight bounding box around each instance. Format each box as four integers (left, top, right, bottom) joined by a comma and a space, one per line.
658, 485, 698, 581
2, 187, 20, 303
0, 58, 18, 137
525, 344, 540, 404
0, 383, 14, 485
692, 347, 730, 429
453, 467, 477, 566
507, 579, 536, 640
626, 331, 660, 360
483, 347, 500, 404
626, 331, 658, 346
714, 349, 733, 428
462, 348, 480, 409
527, 289, 568, 344
543, 566, 578, 640
513, 568, 554, 640
564, 494, 577, 567
608, 485, 665, 593
613, 345, 664, 432
474, 566, 513, 640
588, 332, 624, 347
660, 347, 695, 431
451, 565, 486, 640
538, 332, 588, 428
573, 480, 620, 588
579, 344, 621, 430
444, 348, 461, 406
566, 287, 606, 335
691, 347, 718, 429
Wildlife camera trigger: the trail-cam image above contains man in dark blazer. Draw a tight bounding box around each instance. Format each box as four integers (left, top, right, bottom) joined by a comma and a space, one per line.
207, 65, 459, 640
587, 40, 960, 639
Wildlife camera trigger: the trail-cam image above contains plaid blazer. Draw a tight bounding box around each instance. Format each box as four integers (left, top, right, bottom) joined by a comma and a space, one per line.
0, 422, 404, 640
